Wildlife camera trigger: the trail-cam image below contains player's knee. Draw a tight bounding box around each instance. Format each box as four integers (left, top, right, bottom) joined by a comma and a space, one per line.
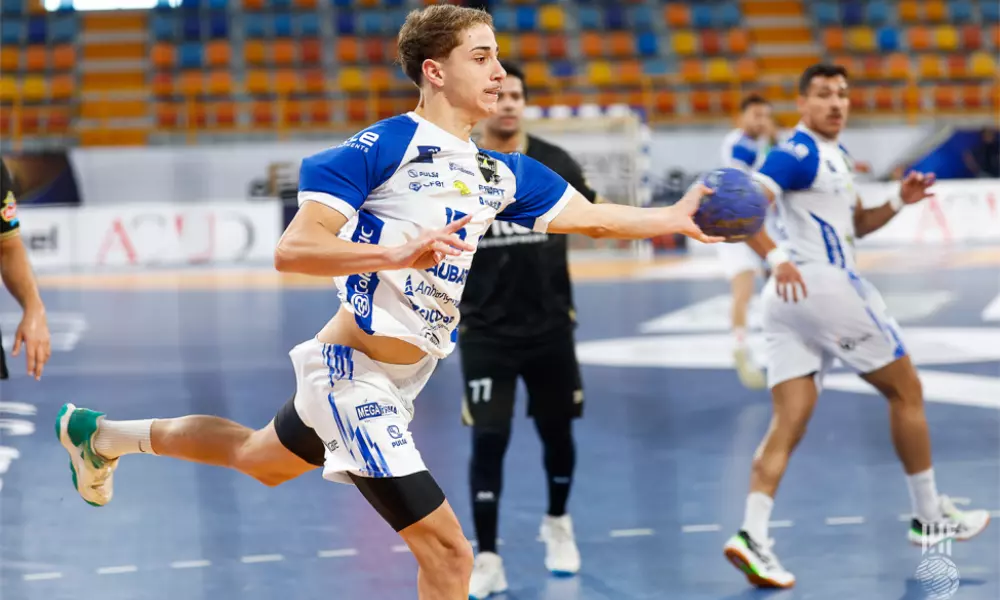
412, 528, 474, 579
233, 432, 296, 487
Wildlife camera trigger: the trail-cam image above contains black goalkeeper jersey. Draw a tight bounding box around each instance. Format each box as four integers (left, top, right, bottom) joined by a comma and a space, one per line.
459, 135, 598, 342
1, 159, 19, 241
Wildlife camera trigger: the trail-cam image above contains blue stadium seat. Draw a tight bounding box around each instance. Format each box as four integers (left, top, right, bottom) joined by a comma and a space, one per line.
948, 0, 973, 23
814, 2, 839, 26
841, 1, 864, 26
1, 0, 23, 16
272, 0, 291, 8
866, 0, 890, 25
491, 8, 514, 32
719, 3, 742, 28
358, 11, 384, 36
50, 15, 76, 43
179, 42, 203, 69
333, 0, 351, 7
604, 5, 626, 30
151, 14, 174, 40
877, 26, 899, 52
0, 19, 20, 44
177, 0, 200, 9
515, 6, 536, 31
335, 12, 355, 36
26, 17, 45, 44
636, 31, 659, 57
551, 61, 575, 78
691, 4, 713, 28
182, 14, 200, 40
245, 13, 267, 38
387, 9, 408, 31
295, 14, 319, 37
207, 0, 226, 9
274, 13, 293, 37
628, 6, 654, 31
982, 1, 999, 23
208, 12, 227, 39
384, 0, 404, 7
642, 59, 669, 77
577, 7, 600, 30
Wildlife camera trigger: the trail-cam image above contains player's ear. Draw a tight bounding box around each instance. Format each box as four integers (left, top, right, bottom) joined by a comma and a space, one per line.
422, 59, 445, 88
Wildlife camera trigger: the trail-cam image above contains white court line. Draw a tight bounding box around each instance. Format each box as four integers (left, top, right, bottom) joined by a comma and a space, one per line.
826, 516, 865, 526
23, 572, 62, 581
318, 549, 358, 559
769, 520, 794, 529
610, 528, 655, 538
97, 565, 137, 575
240, 554, 284, 564
170, 560, 211, 569
391, 545, 411, 554
682, 524, 721, 533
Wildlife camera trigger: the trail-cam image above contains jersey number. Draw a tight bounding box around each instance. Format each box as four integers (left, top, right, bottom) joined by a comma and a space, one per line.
445, 208, 468, 242
468, 378, 493, 404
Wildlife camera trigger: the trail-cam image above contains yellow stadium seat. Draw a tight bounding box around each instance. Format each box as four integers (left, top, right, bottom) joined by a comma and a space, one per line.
587, 61, 613, 87
0, 77, 17, 102
23, 76, 47, 102
338, 68, 366, 93
934, 26, 959, 51
706, 58, 733, 82
969, 52, 997, 78
672, 31, 697, 56
538, 5, 564, 31
495, 33, 513, 56
523, 62, 549, 87
846, 27, 875, 52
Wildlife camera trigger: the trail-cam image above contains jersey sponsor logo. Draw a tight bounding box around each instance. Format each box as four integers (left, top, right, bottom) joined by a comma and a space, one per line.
387, 424, 407, 447
413, 145, 441, 164
407, 169, 439, 179
478, 184, 504, 197
479, 196, 501, 211
405, 275, 459, 306
409, 180, 445, 192
345, 211, 385, 333
450, 162, 475, 176
343, 131, 379, 153
355, 402, 399, 420
454, 181, 472, 196
408, 301, 456, 327
425, 261, 469, 284
324, 439, 340, 452
476, 152, 501, 184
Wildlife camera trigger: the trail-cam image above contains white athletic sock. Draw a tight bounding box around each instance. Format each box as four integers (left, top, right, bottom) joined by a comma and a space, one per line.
742, 492, 774, 543
733, 327, 747, 348
907, 468, 943, 522
93, 419, 156, 459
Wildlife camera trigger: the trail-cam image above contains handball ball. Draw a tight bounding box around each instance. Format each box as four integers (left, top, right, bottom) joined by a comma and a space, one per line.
693, 168, 768, 242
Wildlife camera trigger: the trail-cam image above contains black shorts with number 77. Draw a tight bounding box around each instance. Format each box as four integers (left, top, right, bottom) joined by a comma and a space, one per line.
458, 328, 584, 427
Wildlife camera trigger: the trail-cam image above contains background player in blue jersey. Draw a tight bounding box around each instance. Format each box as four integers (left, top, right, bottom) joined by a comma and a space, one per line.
722, 64, 991, 589
0, 158, 51, 382
459, 62, 601, 597
717, 94, 774, 389
55, 6, 721, 598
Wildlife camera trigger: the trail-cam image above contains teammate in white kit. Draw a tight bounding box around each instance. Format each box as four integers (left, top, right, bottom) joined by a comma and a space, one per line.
716, 94, 774, 389
722, 64, 991, 589
54, 6, 721, 598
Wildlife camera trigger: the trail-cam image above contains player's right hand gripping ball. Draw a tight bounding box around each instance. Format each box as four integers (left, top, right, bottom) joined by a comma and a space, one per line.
693, 168, 768, 242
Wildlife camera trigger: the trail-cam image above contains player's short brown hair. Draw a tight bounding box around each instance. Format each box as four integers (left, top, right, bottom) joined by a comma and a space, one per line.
397, 5, 494, 86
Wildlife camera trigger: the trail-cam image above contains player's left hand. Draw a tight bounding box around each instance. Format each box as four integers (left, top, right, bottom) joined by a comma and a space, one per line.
668, 184, 727, 244
899, 171, 936, 205
12, 307, 51, 381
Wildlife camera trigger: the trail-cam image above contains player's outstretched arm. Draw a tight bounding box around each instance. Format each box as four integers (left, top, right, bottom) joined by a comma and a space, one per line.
546, 185, 724, 243
853, 171, 935, 238
274, 201, 474, 277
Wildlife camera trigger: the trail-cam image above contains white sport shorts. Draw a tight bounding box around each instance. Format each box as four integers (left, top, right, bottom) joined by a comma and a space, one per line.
716, 241, 764, 280
761, 263, 907, 389
288, 338, 437, 484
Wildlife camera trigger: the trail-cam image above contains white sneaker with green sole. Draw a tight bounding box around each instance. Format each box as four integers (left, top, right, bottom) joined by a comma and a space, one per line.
55, 403, 118, 507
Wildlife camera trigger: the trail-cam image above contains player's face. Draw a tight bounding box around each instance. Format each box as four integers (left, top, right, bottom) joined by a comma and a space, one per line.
483, 75, 525, 138
742, 103, 772, 138
439, 24, 506, 120
799, 75, 850, 138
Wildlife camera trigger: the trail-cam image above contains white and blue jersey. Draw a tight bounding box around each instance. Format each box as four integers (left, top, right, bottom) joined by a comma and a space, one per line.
297, 111, 577, 359
720, 128, 766, 172
753, 123, 859, 271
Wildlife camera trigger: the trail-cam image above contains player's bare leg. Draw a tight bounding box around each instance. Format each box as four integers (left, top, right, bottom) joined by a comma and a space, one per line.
730, 269, 765, 389
861, 356, 991, 545
56, 404, 316, 506
724, 374, 817, 588
398, 499, 475, 599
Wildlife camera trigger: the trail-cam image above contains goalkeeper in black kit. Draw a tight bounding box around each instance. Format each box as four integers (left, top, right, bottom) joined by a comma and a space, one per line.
458, 62, 600, 599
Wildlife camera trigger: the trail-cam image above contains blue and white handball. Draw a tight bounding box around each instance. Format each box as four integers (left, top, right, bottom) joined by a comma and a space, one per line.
693, 168, 768, 242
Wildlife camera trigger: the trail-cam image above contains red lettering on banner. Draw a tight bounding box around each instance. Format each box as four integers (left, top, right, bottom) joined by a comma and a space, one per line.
916, 197, 951, 244
176, 214, 215, 264
96, 219, 138, 265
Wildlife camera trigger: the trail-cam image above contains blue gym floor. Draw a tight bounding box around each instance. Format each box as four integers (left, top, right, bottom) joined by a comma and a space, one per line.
1, 251, 998, 600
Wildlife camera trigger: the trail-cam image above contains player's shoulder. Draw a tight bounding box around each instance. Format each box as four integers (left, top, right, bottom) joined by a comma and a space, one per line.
772, 129, 820, 162
301, 114, 418, 173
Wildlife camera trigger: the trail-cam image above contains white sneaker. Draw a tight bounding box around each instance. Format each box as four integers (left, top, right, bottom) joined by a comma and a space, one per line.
908, 495, 991, 546
539, 515, 581, 576
55, 403, 118, 507
734, 347, 766, 390
723, 530, 795, 589
469, 552, 507, 600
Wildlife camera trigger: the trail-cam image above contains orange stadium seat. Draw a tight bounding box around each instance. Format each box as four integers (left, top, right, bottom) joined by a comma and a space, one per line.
245, 70, 270, 95
156, 104, 179, 128
849, 86, 867, 111
519, 33, 542, 60
609, 32, 632, 58
823, 28, 845, 52
205, 41, 230, 67
178, 71, 203, 96
700, 30, 721, 55
909, 27, 931, 51
919, 55, 943, 79
580, 32, 603, 58
946, 55, 968, 79
364, 38, 384, 63
244, 40, 265, 66
886, 53, 911, 80
25, 46, 46, 71
252, 101, 275, 126
369, 66, 391, 93
207, 71, 233, 96
728, 29, 749, 54
346, 97, 367, 123
303, 69, 325, 95
152, 72, 173, 97
873, 86, 895, 110
861, 56, 883, 80
0, 47, 18, 72
925, 0, 947, 23
336, 38, 359, 63
961, 25, 982, 50
902, 86, 922, 111
214, 102, 236, 128
272, 40, 295, 65
690, 89, 712, 114
680, 59, 702, 83
962, 84, 984, 108
664, 4, 690, 28
151, 43, 175, 69
52, 45, 75, 70
48, 107, 70, 134
618, 60, 642, 86
720, 89, 741, 114
243, 0, 264, 10
523, 62, 549, 87
547, 35, 568, 59
992, 25, 1000, 48
50, 74, 73, 100
736, 57, 758, 81
293, 0, 316, 9
654, 89, 676, 114
933, 85, 958, 109
991, 84, 1000, 109
282, 99, 303, 125
898, 0, 920, 23
298, 39, 319, 66
274, 69, 300, 95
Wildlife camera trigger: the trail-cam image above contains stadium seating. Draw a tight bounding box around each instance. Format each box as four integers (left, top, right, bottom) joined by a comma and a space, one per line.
0, 0, 997, 146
